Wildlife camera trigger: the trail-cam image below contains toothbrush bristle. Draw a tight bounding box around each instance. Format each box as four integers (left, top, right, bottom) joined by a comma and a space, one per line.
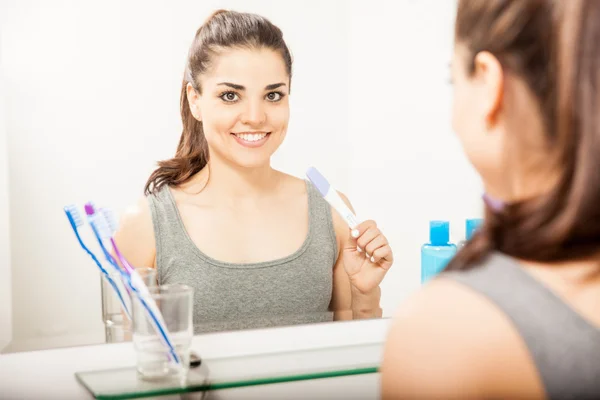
64, 205, 84, 227
305, 167, 331, 197
84, 202, 96, 216
93, 214, 112, 239
100, 208, 119, 234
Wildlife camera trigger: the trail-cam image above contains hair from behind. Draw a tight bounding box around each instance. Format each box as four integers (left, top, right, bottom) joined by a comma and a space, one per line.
447, 0, 600, 270
144, 10, 293, 195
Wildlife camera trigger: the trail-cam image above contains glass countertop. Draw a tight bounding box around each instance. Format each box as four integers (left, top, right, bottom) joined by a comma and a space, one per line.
76, 342, 381, 399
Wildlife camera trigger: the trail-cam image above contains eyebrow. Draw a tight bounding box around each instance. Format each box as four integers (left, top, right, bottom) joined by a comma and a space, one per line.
217, 82, 287, 90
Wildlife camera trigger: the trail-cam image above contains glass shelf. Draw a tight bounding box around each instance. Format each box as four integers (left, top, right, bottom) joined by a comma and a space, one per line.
75, 342, 381, 399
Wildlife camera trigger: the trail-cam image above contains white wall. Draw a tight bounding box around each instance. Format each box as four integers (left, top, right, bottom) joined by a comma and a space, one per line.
2, 0, 482, 351
1, 0, 350, 350
347, 0, 482, 315
0, 18, 13, 351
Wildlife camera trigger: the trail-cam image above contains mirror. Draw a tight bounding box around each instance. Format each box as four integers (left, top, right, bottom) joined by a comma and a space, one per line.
0, 0, 481, 354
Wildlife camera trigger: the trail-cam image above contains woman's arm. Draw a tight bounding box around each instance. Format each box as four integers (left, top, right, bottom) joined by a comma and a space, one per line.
329, 192, 383, 320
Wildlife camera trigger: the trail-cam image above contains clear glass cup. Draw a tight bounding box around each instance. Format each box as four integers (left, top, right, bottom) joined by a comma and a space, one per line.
132, 284, 194, 382
101, 267, 157, 343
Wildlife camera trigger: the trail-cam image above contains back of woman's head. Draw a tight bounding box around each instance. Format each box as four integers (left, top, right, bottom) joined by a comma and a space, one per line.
145, 10, 292, 195
448, 0, 600, 269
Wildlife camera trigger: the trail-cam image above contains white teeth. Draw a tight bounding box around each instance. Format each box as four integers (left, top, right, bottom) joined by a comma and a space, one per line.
235, 133, 267, 142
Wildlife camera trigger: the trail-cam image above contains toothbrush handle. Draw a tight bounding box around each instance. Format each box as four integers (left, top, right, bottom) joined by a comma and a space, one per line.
129, 272, 181, 366
110, 238, 135, 275
324, 190, 361, 229
71, 227, 132, 318
136, 294, 181, 365
105, 274, 132, 320
131, 272, 180, 365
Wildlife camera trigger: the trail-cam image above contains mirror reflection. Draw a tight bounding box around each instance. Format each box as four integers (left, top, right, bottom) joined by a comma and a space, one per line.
114, 9, 392, 336
0, 0, 481, 354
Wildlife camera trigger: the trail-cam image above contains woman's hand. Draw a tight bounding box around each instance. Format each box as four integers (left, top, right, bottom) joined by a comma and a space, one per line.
341, 220, 393, 294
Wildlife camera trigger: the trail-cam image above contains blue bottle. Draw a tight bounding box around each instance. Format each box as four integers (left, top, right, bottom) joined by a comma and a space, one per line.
421, 221, 457, 283
458, 218, 484, 248
466, 218, 483, 240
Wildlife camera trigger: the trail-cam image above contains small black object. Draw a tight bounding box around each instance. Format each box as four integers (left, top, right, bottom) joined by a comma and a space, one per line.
190, 352, 202, 368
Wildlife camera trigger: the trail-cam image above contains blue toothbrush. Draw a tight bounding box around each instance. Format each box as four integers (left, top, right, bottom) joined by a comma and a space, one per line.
63, 205, 132, 320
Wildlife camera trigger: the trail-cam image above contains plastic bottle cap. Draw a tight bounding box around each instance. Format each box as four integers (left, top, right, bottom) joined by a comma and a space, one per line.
429, 220, 450, 245
466, 218, 483, 240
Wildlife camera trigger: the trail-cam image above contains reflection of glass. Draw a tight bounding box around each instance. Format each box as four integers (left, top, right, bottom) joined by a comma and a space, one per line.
132, 284, 193, 382
101, 267, 156, 343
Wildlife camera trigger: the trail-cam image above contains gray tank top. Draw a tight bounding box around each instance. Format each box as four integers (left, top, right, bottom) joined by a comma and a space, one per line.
443, 252, 600, 399
147, 180, 338, 333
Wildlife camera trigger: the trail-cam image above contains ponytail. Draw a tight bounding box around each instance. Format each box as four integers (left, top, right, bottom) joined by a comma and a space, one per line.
144, 78, 209, 195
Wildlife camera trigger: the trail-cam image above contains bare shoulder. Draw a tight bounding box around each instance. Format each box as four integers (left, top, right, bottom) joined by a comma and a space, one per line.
381, 278, 544, 399
119, 196, 154, 233
279, 172, 309, 194
113, 196, 156, 268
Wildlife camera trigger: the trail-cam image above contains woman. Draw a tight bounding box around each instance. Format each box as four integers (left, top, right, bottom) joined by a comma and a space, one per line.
114, 10, 393, 333
382, 0, 600, 398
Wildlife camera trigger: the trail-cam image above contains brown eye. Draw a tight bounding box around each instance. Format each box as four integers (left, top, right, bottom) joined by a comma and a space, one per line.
220, 92, 239, 102
266, 92, 283, 102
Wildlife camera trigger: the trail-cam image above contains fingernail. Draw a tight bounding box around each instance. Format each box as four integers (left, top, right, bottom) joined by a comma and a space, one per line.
351, 229, 359, 238
366, 253, 371, 258
370, 256, 375, 263
357, 246, 362, 253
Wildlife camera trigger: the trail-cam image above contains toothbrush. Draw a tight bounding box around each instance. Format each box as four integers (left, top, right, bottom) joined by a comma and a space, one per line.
306, 167, 360, 229
92, 205, 183, 368
83, 203, 133, 319
84, 203, 127, 274
63, 205, 132, 320
99, 208, 135, 275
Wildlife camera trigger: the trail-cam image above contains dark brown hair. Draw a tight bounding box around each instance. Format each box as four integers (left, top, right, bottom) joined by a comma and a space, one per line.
144, 10, 293, 195
447, 0, 600, 270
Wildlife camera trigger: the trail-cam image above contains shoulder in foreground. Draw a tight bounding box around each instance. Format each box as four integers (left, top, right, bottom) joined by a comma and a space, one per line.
380, 278, 529, 399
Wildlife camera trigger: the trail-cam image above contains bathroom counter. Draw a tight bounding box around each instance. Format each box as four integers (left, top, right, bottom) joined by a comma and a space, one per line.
0, 318, 389, 399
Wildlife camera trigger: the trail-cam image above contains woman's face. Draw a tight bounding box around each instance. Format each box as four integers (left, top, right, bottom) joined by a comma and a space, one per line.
188, 47, 290, 169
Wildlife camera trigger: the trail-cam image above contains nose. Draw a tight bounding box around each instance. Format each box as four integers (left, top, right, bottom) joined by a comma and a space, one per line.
241, 99, 266, 127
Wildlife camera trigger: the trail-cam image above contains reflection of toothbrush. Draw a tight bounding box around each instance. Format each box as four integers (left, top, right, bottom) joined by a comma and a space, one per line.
63, 205, 132, 320
94, 206, 183, 368
306, 167, 360, 229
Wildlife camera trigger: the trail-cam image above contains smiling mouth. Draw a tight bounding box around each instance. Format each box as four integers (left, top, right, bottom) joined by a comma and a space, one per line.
231, 132, 270, 142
